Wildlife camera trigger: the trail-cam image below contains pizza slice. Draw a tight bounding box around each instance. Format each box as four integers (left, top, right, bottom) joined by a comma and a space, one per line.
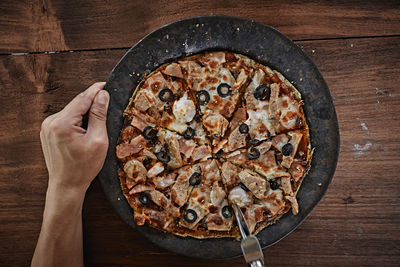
242, 67, 306, 142
224, 129, 310, 215
116, 121, 212, 184
212, 106, 248, 154
128, 182, 181, 231
120, 161, 208, 232
178, 52, 251, 144
224, 141, 290, 179
178, 160, 233, 231
124, 70, 209, 146
223, 165, 287, 233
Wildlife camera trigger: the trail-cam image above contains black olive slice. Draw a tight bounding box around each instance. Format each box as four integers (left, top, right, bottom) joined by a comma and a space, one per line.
163, 105, 172, 113
248, 138, 260, 145
183, 127, 195, 140
254, 84, 271, 100
238, 182, 250, 192
158, 88, 173, 102
196, 90, 210, 105
269, 179, 280, 190
142, 158, 152, 167
221, 206, 232, 219
215, 149, 224, 160
188, 172, 202, 186
239, 123, 249, 134
282, 143, 293, 156
246, 147, 260, 160
217, 83, 232, 98
142, 126, 157, 140
139, 192, 151, 205
184, 209, 198, 223
156, 151, 170, 163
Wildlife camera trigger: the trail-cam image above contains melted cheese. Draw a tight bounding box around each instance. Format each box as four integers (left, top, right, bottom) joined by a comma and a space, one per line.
147, 162, 164, 178
173, 93, 196, 123
257, 188, 285, 216
279, 95, 300, 129
228, 187, 252, 207
246, 109, 273, 140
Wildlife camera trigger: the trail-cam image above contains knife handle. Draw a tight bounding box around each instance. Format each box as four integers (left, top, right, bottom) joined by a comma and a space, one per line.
249, 260, 264, 267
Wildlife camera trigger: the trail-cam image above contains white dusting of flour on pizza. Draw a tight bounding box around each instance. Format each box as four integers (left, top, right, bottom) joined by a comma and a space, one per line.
353, 141, 372, 157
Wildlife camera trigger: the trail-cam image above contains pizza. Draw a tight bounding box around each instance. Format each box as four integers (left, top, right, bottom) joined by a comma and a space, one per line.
116, 51, 312, 238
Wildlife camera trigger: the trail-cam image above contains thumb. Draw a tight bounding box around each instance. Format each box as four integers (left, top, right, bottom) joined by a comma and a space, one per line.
87, 90, 110, 139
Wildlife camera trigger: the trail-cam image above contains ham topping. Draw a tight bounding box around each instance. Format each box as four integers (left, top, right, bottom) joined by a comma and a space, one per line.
280, 176, 294, 196
153, 172, 177, 189
129, 184, 153, 195
213, 139, 227, 154
272, 134, 289, 151
256, 141, 272, 155
259, 189, 286, 216
230, 107, 247, 131
285, 195, 299, 215
158, 130, 183, 169
147, 162, 165, 178
221, 162, 240, 188
134, 90, 154, 112
117, 143, 138, 159
233, 69, 248, 90
281, 131, 303, 168
130, 115, 149, 131
202, 110, 229, 139
268, 83, 280, 118
245, 204, 269, 233
191, 145, 211, 161
289, 161, 305, 182
116, 135, 147, 159
149, 190, 169, 209
163, 62, 183, 78
171, 172, 190, 207
238, 169, 270, 199
178, 138, 196, 159
227, 126, 246, 151
123, 159, 147, 183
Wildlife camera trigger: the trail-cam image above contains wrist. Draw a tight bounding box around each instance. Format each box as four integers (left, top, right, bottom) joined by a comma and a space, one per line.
47, 174, 89, 198
43, 182, 87, 226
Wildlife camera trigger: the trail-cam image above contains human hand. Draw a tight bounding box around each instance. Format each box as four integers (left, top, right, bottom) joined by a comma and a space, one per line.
40, 82, 110, 195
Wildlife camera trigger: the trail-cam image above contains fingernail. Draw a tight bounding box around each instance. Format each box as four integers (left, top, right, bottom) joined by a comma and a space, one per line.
96, 90, 108, 105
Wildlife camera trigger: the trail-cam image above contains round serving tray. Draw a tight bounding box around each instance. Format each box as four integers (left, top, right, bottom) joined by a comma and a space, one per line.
99, 15, 339, 259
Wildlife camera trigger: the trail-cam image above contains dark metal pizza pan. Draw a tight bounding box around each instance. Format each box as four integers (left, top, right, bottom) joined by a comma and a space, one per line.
99, 15, 340, 259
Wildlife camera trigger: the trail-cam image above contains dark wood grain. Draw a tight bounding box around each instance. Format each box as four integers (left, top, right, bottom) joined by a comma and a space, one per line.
0, 0, 400, 53
0, 36, 399, 266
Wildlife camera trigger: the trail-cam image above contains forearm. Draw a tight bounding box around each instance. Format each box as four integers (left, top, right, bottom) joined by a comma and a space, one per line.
34, 83, 109, 266
32, 184, 86, 267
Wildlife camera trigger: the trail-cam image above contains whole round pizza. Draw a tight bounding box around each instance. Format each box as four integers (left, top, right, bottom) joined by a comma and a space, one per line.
116, 51, 312, 238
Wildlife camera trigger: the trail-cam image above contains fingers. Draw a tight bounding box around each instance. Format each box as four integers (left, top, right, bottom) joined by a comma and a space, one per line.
63, 82, 106, 116
86, 90, 110, 140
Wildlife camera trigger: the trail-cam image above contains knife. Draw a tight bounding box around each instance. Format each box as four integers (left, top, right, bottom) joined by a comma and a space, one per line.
232, 201, 265, 267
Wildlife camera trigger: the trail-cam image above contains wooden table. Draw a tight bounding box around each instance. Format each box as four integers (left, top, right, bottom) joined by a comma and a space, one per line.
1, 1, 399, 266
